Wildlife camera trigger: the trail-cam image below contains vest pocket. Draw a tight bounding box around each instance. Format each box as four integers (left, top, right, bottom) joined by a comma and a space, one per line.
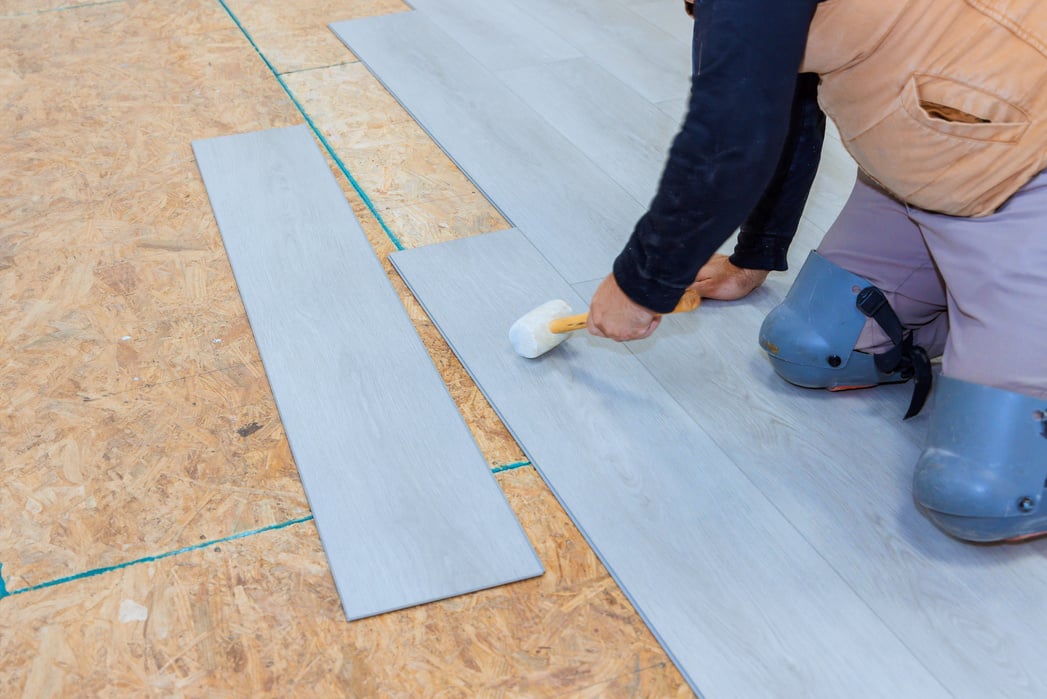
841, 74, 1032, 215
901, 74, 1030, 144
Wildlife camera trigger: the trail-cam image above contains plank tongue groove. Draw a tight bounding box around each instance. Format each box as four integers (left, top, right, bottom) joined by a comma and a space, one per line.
192, 125, 542, 621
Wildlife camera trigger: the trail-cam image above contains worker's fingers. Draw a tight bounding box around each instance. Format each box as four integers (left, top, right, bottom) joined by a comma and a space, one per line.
588, 312, 662, 342
587, 273, 663, 342
586, 313, 608, 338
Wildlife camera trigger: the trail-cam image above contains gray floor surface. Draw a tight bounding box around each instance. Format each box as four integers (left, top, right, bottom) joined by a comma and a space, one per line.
333, 2, 1047, 696
193, 125, 542, 622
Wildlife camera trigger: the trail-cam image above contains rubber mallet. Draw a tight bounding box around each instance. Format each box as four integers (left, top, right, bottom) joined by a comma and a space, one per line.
509, 288, 701, 358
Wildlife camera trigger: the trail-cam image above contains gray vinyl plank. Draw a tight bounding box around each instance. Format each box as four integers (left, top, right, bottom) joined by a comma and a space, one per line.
655, 96, 690, 124
504, 0, 692, 103
330, 12, 643, 284
498, 58, 680, 206
192, 125, 542, 621
627, 0, 697, 46
570, 266, 1047, 697
390, 228, 948, 699
406, 0, 582, 71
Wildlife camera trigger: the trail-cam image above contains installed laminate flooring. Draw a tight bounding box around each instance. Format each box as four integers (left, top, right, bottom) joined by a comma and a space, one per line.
502, 0, 692, 103
331, 12, 642, 284
391, 229, 948, 699
332, 2, 1047, 695
193, 125, 542, 621
498, 58, 679, 206
574, 264, 1047, 696
406, 0, 581, 72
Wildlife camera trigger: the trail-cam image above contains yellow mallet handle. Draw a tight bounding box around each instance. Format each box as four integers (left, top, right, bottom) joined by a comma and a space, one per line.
548, 288, 701, 335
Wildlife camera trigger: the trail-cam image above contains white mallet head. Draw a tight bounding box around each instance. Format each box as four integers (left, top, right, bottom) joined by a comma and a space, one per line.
509, 299, 574, 358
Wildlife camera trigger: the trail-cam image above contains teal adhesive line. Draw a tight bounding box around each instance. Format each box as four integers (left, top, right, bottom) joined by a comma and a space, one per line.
3, 0, 124, 18
213, 0, 405, 252
0, 458, 531, 599
0, 515, 314, 601
491, 460, 532, 474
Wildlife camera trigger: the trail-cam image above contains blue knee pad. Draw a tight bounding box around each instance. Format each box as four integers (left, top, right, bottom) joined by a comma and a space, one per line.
914, 377, 1047, 542
759, 251, 908, 391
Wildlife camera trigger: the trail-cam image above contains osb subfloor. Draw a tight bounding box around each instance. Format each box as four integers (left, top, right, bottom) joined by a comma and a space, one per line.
0, 1, 692, 696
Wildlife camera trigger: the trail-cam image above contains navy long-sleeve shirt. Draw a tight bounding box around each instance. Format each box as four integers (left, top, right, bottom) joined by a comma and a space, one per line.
613, 0, 824, 313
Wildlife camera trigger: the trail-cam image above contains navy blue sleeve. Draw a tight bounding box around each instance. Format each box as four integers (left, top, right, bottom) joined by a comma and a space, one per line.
612, 0, 821, 313
730, 72, 824, 271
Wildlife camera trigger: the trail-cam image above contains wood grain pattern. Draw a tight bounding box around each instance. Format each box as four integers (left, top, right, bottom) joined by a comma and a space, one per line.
570, 235, 1047, 699
192, 125, 541, 620
407, 0, 582, 72
330, 12, 643, 284
626, 0, 696, 46
504, 0, 692, 103
391, 228, 949, 698
498, 58, 679, 206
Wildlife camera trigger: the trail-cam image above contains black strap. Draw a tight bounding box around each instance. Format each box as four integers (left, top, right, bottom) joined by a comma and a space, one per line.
856, 287, 933, 419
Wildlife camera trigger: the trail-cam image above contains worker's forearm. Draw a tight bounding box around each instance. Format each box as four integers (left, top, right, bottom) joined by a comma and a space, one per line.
613, 0, 820, 312
730, 72, 824, 272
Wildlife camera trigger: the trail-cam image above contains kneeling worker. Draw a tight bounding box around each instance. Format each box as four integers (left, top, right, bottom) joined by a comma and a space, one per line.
588, 0, 1047, 542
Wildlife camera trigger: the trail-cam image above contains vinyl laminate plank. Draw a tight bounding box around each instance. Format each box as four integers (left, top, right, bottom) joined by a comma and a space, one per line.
498, 58, 680, 206
504, 0, 692, 103
569, 275, 1047, 696
330, 12, 643, 283
406, 0, 582, 71
390, 228, 948, 698
655, 96, 690, 124
627, 0, 697, 46
192, 125, 542, 621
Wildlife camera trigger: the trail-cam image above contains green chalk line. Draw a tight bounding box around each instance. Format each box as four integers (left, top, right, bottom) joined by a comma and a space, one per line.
2, 0, 125, 18
0, 515, 314, 601
0, 461, 532, 598
213, 0, 405, 251
491, 460, 533, 474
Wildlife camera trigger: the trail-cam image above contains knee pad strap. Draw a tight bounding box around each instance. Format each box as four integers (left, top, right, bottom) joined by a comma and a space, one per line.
760, 251, 931, 416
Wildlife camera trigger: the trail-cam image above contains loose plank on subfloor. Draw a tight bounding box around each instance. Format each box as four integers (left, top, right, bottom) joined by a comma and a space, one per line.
192, 125, 542, 621
330, 12, 643, 284
390, 228, 947, 698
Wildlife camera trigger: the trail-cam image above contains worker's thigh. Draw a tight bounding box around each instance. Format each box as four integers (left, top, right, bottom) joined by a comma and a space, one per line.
912, 170, 1047, 398
816, 172, 949, 357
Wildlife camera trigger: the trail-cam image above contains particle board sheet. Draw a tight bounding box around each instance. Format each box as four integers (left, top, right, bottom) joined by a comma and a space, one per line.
498, 57, 680, 206
390, 228, 948, 698
330, 11, 644, 284
192, 125, 542, 621
569, 271, 1047, 697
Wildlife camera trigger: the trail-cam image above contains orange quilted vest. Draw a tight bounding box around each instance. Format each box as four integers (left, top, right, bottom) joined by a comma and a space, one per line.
802, 0, 1047, 216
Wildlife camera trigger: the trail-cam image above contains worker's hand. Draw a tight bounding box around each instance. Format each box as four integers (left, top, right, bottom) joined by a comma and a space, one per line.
689, 254, 769, 301
588, 275, 662, 342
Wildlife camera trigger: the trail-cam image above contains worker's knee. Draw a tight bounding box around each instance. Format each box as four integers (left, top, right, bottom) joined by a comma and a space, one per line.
758, 251, 901, 390
914, 376, 1047, 542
